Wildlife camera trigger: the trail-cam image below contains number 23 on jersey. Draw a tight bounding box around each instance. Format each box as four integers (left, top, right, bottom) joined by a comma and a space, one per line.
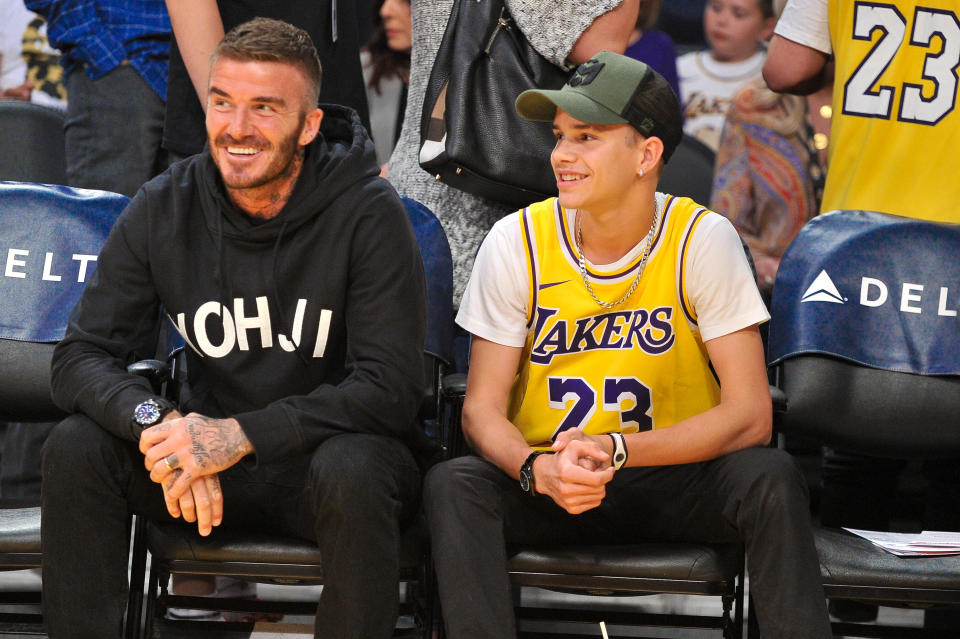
548, 376, 653, 439
843, 2, 959, 125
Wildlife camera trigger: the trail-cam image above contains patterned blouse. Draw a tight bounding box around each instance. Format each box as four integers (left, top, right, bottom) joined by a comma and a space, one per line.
710, 76, 825, 292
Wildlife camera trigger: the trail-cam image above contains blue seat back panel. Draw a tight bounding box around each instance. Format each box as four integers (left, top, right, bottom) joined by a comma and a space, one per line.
0, 182, 128, 342
402, 197, 454, 366
768, 210, 960, 376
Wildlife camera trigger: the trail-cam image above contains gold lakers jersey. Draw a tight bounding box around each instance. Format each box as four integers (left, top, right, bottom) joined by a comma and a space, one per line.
823, 0, 960, 220
509, 197, 722, 447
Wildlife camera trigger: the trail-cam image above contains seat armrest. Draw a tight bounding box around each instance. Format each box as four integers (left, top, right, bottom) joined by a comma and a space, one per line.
126, 359, 172, 395
770, 384, 787, 416
442, 373, 467, 399
439, 373, 468, 459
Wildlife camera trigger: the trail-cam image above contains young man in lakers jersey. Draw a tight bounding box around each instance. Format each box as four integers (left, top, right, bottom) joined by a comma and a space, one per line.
423, 52, 832, 639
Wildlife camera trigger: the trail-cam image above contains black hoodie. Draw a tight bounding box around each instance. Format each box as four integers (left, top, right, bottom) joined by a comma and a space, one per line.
51, 105, 428, 465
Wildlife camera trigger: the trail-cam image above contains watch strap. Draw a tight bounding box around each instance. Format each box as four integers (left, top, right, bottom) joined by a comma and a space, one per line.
607, 432, 628, 470
153, 398, 177, 421
520, 450, 552, 495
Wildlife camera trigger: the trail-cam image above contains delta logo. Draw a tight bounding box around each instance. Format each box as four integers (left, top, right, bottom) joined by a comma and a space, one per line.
800, 270, 845, 304
800, 269, 958, 317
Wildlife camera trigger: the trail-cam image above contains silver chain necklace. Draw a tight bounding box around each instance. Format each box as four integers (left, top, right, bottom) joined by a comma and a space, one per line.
575, 203, 662, 309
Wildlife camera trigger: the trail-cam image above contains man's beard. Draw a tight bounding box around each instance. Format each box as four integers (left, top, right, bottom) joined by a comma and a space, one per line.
212, 113, 307, 190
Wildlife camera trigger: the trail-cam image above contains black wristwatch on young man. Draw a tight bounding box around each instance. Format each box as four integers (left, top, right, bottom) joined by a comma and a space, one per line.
519, 450, 552, 495
132, 398, 177, 431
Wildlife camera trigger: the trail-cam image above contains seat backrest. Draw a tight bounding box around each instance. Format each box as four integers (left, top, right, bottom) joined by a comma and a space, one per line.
0, 102, 67, 185
401, 197, 454, 423
657, 134, 715, 204
767, 210, 960, 459
0, 182, 128, 421
401, 196, 453, 369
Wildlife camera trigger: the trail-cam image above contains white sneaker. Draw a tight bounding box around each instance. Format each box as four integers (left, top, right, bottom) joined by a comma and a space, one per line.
165, 576, 258, 621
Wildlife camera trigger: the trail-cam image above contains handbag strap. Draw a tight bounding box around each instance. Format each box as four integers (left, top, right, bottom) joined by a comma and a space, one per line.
484, 8, 512, 53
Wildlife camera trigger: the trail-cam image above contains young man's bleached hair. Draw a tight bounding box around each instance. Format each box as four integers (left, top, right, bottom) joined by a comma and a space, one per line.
212, 17, 322, 109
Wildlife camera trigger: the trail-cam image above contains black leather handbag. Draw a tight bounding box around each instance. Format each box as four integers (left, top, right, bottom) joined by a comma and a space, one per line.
418, 0, 569, 209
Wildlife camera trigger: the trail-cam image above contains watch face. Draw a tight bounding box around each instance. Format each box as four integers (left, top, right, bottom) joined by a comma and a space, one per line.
134, 400, 161, 426
519, 468, 531, 493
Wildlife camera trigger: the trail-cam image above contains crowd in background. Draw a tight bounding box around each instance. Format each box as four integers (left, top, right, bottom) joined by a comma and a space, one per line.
0, 0, 828, 304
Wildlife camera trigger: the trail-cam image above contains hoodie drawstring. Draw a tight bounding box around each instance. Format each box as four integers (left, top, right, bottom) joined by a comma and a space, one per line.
270, 221, 311, 367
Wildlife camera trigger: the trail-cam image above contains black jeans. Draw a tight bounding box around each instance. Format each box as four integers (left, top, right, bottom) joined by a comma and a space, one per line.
40, 414, 421, 639
424, 447, 832, 639
0, 421, 55, 502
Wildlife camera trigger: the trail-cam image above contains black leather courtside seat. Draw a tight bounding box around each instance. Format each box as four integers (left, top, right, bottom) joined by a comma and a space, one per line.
508, 542, 743, 595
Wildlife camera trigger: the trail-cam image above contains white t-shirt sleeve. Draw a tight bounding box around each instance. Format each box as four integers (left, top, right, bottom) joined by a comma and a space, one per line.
456, 213, 531, 348
774, 0, 832, 55
685, 213, 770, 342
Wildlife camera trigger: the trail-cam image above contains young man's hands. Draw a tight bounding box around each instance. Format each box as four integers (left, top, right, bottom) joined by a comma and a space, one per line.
532, 430, 617, 514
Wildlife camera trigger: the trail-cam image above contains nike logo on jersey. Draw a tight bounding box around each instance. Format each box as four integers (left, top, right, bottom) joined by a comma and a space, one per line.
539, 280, 569, 290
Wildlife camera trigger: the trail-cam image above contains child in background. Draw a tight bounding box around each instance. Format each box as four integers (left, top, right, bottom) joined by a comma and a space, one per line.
0, 6, 65, 109
625, 0, 680, 99
677, 0, 775, 150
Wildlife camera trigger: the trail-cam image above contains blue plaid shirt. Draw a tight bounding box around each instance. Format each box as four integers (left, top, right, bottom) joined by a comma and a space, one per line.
24, 0, 170, 100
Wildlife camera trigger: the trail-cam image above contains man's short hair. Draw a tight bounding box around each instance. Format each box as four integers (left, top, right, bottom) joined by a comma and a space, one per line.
213, 17, 322, 108
515, 51, 683, 163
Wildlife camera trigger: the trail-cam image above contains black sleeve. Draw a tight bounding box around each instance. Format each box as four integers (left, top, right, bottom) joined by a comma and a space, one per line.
234, 188, 428, 464
50, 190, 164, 441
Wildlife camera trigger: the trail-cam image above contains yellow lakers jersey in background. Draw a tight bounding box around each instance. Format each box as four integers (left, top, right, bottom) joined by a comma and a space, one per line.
824, 0, 960, 221
509, 197, 722, 447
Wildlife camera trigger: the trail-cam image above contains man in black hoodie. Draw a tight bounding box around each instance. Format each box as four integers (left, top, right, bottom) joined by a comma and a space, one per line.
41, 18, 428, 639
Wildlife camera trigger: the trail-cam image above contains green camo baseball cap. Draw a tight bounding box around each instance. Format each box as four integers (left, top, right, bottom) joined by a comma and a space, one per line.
516, 51, 683, 162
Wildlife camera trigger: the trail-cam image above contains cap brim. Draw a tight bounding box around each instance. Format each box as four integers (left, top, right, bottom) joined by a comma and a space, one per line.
516, 88, 629, 126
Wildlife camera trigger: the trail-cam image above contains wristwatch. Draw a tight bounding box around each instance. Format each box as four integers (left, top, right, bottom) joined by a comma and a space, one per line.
519, 450, 552, 495
132, 398, 177, 430
608, 432, 628, 470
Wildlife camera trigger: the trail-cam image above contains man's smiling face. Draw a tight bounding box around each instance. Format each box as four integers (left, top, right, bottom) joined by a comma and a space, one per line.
206, 57, 321, 201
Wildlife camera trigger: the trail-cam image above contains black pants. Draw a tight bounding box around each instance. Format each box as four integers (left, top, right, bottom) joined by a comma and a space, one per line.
424, 447, 832, 639
40, 414, 421, 639
0, 422, 55, 502
64, 64, 169, 198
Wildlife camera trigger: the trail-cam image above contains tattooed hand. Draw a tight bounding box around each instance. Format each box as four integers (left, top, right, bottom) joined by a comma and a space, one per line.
140, 412, 254, 504
162, 470, 224, 536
